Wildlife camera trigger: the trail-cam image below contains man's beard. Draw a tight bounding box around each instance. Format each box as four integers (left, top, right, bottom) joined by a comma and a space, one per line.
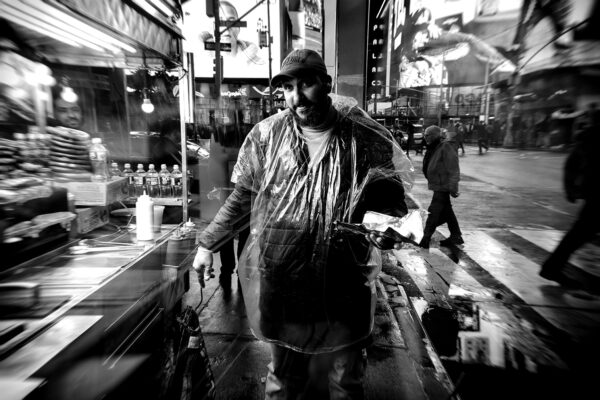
291, 93, 331, 127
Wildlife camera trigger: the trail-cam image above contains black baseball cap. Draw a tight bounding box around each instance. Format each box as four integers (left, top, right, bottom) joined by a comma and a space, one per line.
271, 49, 328, 87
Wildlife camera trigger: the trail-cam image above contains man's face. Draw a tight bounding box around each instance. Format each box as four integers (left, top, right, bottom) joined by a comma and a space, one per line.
55, 98, 82, 128
220, 2, 240, 41
281, 74, 331, 127
424, 129, 440, 145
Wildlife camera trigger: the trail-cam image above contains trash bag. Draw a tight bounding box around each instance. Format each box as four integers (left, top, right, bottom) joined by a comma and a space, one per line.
421, 305, 459, 357
171, 306, 216, 400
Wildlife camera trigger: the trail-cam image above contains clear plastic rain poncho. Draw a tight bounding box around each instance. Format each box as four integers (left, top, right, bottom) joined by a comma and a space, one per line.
198, 95, 414, 354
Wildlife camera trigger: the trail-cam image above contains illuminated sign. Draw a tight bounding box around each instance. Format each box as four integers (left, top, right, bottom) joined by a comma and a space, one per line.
221, 88, 247, 97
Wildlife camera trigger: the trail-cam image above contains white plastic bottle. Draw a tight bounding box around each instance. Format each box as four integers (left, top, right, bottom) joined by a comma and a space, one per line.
171, 164, 183, 198
89, 138, 109, 182
135, 190, 154, 241
109, 162, 121, 179
159, 164, 172, 198
122, 163, 135, 197
134, 163, 146, 197
146, 163, 160, 198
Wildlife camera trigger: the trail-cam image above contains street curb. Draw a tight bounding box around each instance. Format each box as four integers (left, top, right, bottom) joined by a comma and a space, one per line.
377, 273, 459, 399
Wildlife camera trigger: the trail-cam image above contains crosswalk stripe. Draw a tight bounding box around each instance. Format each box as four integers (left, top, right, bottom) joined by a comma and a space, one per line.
510, 228, 600, 277
460, 231, 600, 336
393, 244, 568, 369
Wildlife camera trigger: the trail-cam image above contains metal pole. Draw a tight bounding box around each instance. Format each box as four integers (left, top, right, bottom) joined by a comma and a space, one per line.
395, 79, 399, 117
266, 0, 274, 113
438, 51, 445, 126
483, 58, 490, 124
179, 60, 188, 223
374, 92, 378, 115
213, 0, 221, 104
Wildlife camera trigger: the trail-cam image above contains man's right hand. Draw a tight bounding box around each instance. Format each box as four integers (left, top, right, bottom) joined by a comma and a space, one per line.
193, 246, 214, 288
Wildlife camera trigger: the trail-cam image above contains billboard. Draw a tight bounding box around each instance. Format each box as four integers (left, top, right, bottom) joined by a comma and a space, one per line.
182, 0, 281, 79
516, 0, 600, 74
389, 0, 516, 89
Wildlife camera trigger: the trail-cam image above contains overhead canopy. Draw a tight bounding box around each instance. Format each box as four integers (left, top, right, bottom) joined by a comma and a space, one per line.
0, 0, 183, 68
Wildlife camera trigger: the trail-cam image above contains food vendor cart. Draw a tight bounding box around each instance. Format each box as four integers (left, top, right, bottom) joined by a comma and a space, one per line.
0, 1, 203, 398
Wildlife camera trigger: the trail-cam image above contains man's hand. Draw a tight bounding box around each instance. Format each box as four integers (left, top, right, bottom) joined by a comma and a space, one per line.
367, 232, 402, 250
193, 246, 214, 288
451, 191, 460, 198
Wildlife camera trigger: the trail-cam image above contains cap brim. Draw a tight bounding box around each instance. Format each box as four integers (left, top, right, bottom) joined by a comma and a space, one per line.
271, 72, 294, 88
271, 66, 325, 87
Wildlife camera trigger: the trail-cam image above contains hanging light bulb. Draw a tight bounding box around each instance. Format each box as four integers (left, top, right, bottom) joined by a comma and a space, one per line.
139, 53, 154, 113
60, 76, 78, 103
141, 92, 154, 113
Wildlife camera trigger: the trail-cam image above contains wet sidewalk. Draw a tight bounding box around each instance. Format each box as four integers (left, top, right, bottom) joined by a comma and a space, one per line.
399, 146, 600, 399
183, 251, 456, 400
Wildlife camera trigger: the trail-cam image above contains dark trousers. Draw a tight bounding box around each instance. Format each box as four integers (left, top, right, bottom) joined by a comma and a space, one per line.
458, 141, 465, 154
423, 191, 462, 241
265, 344, 366, 400
220, 227, 250, 275
543, 198, 600, 270
478, 139, 489, 153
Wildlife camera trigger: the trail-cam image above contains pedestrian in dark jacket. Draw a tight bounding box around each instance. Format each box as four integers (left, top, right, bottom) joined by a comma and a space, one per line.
475, 121, 489, 154
419, 125, 463, 249
455, 122, 466, 155
193, 49, 413, 399
540, 109, 600, 287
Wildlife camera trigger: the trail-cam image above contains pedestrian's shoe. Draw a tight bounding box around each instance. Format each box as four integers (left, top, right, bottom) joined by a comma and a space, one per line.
419, 237, 430, 249
440, 236, 464, 247
539, 268, 581, 289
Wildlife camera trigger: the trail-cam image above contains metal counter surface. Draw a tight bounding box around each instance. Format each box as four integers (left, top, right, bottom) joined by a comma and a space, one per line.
0, 223, 199, 399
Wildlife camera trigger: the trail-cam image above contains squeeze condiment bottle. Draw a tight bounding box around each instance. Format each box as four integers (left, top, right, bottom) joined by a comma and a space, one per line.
136, 190, 154, 241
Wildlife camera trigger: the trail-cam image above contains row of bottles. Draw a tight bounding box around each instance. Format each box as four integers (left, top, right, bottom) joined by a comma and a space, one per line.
117, 163, 183, 198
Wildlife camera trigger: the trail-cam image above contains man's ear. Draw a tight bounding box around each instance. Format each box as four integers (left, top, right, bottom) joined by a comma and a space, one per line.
325, 76, 333, 93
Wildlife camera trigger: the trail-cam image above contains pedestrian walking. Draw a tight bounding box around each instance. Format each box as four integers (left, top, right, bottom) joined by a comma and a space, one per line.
455, 121, 466, 155
207, 129, 250, 295
539, 109, 600, 288
406, 122, 415, 157
193, 49, 413, 399
392, 117, 404, 146
419, 125, 463, 249
475, 120, 489, 154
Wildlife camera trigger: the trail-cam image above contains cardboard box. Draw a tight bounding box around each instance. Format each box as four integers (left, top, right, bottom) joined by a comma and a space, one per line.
56, 178, 127, 206
75, 206, 109, 234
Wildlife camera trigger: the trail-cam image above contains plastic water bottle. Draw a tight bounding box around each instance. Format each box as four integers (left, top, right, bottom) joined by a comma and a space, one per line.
109, 162, 121, 179
134, 163, 146, 197
122, 163, 135, 197
171, 164, 183, 198
146, 164, 160, 198
89, 138, 109, 182
159, 164, 172, 198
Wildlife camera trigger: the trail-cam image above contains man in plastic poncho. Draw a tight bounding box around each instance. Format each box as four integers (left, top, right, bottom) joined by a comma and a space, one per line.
193, 49, 413, 399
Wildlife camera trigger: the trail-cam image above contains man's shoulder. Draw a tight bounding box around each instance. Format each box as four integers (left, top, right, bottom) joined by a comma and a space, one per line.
250, 111, 292, 141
